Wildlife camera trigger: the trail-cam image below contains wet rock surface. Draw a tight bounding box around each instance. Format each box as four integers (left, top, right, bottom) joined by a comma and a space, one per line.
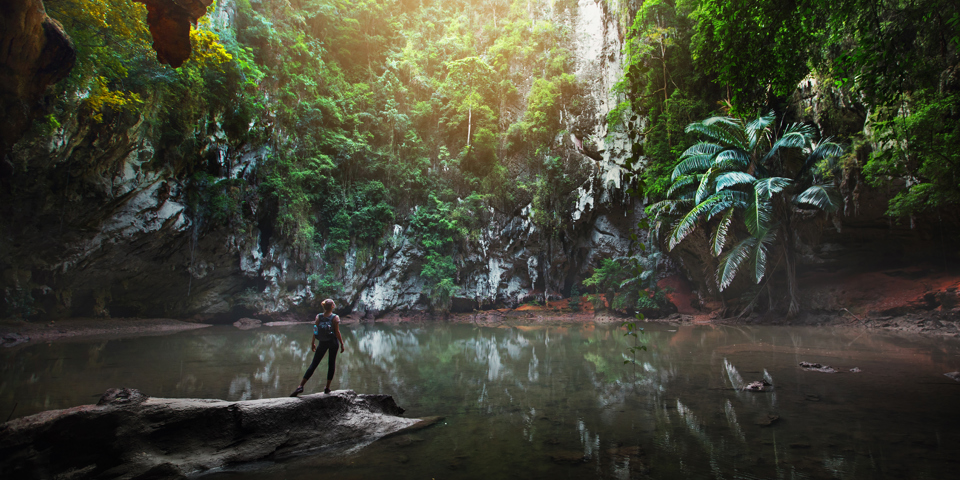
743, 380, 772, 392
799, 362, 838, 373
0, 388, 428, 479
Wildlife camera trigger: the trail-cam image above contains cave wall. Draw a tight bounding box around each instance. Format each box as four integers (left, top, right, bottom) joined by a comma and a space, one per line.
0, 0, 75, 161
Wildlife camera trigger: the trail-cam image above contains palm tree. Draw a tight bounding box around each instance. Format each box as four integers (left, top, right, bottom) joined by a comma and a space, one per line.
648, 112, 843, 316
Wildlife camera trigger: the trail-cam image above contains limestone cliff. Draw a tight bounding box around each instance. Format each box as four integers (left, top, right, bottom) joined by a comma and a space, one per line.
1, 0, 650, 320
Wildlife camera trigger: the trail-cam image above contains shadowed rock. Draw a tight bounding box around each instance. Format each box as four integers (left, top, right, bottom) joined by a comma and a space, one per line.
134, 0, 213, 68
0, 387, 433, 479
0, 0, 76, 159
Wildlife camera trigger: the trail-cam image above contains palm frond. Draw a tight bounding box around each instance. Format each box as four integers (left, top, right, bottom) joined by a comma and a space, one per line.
715, 171, 756, 192
801, 139, 844, 173
795, 184, 840, 212
708, 190, 750, 217
761, 122, 814, 164
711, 208, 735, 257
666, 175, 698, 198
672, 154, 714, 180
695, 168, 718, 204
680, 142, 723, 159
753, 228, 778, 284
717, 236, 757, 291
744, 189, 773, 237
668, 196, 719, 250
685, 117, 748, 149
755, 177, 793, 198
712, 148, 751, 171
745, 111, 775, 150
647, 198, 694, 222
705, 192, 748, 221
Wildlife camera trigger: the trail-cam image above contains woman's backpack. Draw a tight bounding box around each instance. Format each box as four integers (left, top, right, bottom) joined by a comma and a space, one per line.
314, 313, 336, 342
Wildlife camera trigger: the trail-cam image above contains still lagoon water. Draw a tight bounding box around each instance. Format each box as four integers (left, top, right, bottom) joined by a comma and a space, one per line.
3, 320, 960, 479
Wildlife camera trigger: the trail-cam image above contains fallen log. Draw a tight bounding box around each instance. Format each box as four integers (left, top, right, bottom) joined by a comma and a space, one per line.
0, 388, 435, 479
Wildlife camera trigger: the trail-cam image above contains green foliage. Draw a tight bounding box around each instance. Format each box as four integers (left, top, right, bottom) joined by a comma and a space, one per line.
863, 92, 960, 219
237, 0, 585, 263
36, 0, 589, 288
188, 173, 249, 227
611, 0, 715, 201
568, 285, 582, 312
308, 272, 344, 300
649, 111, 844, 315
625, 0, 959, 221
583, 258, 628, 299
689, 0, 820, 110
636, 288, 669, 311
3, 288, 37, 320
583, 249, 666, 314
410, 195, 461, 312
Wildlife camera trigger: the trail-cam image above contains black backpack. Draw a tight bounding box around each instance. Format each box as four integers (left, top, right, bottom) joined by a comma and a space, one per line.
314, 313, 336, 342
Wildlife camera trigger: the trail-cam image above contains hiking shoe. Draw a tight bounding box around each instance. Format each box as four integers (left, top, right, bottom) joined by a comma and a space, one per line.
290, 386, 304, 397
324, 387, 331, 394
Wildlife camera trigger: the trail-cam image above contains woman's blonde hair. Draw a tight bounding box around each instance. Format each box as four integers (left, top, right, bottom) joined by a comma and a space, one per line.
322, 298, 335, 313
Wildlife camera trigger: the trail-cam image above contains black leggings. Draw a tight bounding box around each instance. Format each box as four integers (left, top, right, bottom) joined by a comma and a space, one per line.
303, 341, 339, 381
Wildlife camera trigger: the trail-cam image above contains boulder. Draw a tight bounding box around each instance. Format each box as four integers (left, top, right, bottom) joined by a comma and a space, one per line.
133, 0, 213, 68
0, 387, 433, 479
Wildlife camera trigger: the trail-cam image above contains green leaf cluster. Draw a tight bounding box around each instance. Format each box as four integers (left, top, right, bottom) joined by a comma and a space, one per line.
648, 112, 844, 315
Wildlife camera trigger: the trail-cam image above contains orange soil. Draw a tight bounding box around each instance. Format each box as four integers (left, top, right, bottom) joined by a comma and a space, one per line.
798, 266, 960, 316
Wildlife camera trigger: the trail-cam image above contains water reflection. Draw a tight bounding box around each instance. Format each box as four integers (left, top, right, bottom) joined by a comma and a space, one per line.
2, 323, 960, 479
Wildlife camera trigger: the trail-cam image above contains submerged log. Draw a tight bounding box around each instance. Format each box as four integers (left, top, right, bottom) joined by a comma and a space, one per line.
0, 388, 435, 479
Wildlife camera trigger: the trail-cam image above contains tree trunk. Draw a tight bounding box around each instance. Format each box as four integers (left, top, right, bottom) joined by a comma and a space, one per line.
543, 236, 550, 308
783, 232, 800, 317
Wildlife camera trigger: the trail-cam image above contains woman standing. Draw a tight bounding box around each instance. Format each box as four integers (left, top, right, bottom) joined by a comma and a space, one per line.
290, 298, 345, 396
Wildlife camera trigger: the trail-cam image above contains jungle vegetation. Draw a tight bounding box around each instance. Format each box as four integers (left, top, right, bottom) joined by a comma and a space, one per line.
34, 0, 591, 311
609, 0, 959, 314
16, 0, 960, 315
